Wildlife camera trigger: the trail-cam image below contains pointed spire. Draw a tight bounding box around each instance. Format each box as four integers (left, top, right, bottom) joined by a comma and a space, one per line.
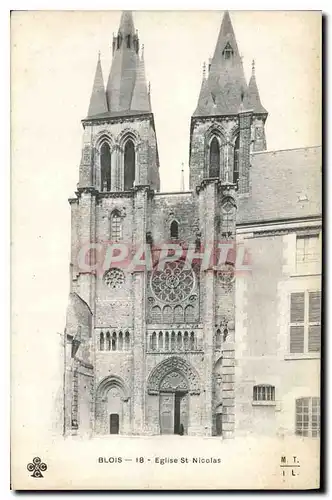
106, 11, 140, 113
131, 44, 151, 112
194, 61, 215, 116
119, 10, 135, 36
203, 11, 248, 115
87, 52, 108, 118
245, 59, 268, 114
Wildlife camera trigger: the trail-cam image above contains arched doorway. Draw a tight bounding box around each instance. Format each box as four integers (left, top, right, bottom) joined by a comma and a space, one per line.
146, 356, 201, 435
159, 371, 189, 435
95, 375, 131, 435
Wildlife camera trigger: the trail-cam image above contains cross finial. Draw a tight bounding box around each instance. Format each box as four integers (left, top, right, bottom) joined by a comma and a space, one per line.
98, 50, 101, 61
252, 59, 255, 76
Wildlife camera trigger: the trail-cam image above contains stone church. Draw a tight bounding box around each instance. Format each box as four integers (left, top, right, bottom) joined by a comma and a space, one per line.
64, 11, 321, 438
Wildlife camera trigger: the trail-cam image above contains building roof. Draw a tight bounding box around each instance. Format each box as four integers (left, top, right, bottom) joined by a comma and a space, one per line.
106, 11, 151, 114
244, 61, 267, 115
87, 53, 108, 118
194, 11, 247, 117
130, 49, 151, 112
86, 11, 151, 119
194, 11, 267, 118
237, 146, 322, 225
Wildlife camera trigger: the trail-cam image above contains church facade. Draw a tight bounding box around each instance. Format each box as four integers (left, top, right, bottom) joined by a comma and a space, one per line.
63, 11, 321, 438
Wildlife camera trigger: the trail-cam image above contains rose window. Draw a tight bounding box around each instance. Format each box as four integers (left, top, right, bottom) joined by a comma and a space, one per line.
103, 268, 125, 289
151, 260, 195, 304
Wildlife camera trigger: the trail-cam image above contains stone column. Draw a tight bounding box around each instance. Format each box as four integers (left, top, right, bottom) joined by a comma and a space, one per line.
198, 179, 217, 436
220, 183, 237, 438
252, 116, 267, 152
77, 189, 97, 312
238, 110, 253, 194
131, 186, 149, 434
76, 188, 97, 436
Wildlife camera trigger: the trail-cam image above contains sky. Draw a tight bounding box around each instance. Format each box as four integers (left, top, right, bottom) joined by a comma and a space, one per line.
11, 10, 321, 345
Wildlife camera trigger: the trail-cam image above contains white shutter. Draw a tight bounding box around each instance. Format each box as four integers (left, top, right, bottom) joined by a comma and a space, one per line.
290, 293, 305, 323
290, 326, 305, 353
309, 291, 321, 323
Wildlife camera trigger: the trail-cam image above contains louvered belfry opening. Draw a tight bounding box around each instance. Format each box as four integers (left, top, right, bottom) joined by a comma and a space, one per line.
124, 140, 135, 190
209, 137, 220, 178
233, 135, 240, 186
100, 142, 112, 191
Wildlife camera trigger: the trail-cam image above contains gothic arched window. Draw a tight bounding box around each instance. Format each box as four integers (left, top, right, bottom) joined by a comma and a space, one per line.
100, 142, 112, 191
174, 305, 183, 323
190, 331, 195, 350
170, 220, 179, 239
223, 42, 234, 60
106, 332, 111, 351
158, 331, 163, 350
234, 135, 240, 187
177, 331, 182, 350
151, 332, 157, 351
112, 332, 117, 351
151, 305, 162, 323
209, 137, 220, 178
171, 331, 176, 351
124, 139, 135, 190
118, 331, 123, 351
185, 305, 195, 323
125, 331, 130, 350
184, 331, 189, 350
163, 305, 173, 324
100, 332, 105, 351
117, 34, 122, 49
165, 331, 170, 351
110, 210, 122, 241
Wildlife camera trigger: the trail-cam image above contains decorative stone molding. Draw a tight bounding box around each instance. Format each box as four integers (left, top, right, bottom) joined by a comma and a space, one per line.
93, 130, 116, 150
107, 206, 126, 220
96, 191, 134, 200
75, 187, 99, 197
117, 127, 142, 149
82, 112, 153, 128
147, 356, 201, 395
96, 374, 130, 401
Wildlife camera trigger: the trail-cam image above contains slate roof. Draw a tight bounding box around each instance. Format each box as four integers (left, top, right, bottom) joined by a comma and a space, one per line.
86, 11, 151, 119
244, 64, 268, 115
194, 11, 267, 118
237, 146, 322, 225
87, 54, 108, 118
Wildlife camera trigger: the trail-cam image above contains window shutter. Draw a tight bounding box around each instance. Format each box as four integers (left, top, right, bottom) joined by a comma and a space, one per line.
309, 291, 321, 323
290, 293, 305, 323
308, 325, 320, 352
290, 326, 304, 353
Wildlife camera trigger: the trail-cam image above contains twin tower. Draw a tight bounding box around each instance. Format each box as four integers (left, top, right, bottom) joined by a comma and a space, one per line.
65, 10, 268, 437
79, 10, 267, 197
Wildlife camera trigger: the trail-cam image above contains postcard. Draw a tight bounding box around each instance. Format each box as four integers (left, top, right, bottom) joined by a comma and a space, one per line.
11, 10, 322, 490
